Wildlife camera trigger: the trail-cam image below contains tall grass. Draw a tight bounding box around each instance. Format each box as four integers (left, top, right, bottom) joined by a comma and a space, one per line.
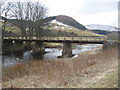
2, 47, 118, 88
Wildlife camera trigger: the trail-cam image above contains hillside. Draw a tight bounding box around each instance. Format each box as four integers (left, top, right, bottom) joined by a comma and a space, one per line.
86, 24, 119, 32
46, 20, 101, 36
55, 15, 86, 30
86, 24, 119, 35
89, 29, 111, 35
1, 16, 101, 37
106, 32, 120, 40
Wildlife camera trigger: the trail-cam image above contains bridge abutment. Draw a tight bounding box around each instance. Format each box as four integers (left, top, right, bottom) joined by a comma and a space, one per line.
103, 41, 120, 49
62, 42, 72, 58
103, 41, 107, 49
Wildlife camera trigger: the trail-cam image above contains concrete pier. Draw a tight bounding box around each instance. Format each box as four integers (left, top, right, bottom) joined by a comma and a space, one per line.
32, 41, 45, 54
62, 42, 72, 58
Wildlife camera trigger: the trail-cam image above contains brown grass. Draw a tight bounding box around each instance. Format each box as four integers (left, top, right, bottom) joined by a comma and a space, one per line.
2, 47, 118, 88
3, 56, 96, 82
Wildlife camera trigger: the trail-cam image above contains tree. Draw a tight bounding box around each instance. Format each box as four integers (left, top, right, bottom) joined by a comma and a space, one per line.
1, 1, 48, 39
0, 1, 13, 38
11, 2, 48, 39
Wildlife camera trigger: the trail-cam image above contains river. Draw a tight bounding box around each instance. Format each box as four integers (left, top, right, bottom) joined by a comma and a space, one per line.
2, 44, 102, 68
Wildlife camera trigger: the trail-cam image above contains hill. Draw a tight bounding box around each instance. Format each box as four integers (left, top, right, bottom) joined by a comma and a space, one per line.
55, 15, 86, 30
89, 29, 111, 35
86, 24, 119, 32
1, 15, 101, 37
106, 32, 120, 40
86, 24, 119, 35
45, 20, 101, 36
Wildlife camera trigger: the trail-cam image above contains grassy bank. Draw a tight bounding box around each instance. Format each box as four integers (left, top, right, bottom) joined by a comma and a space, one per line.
44, 42, 62, 48
2, 47, 118, 88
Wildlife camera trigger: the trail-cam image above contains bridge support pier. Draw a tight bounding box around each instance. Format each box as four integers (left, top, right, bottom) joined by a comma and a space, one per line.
103, 41, 108, 49
62, 42, 72, 58
24, 41, 33, 51
32, 41, 45, 54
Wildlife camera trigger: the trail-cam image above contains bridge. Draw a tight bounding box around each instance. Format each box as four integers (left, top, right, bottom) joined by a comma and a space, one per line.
3, 36, 106, 43
2, 36, 108, 57
1, 16, 119, 58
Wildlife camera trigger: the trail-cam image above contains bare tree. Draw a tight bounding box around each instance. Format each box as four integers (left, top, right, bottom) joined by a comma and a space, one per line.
1, 1, 48, 39
10, 2, 48, 39
0, 1, 13, 38
27, 2, 48, 39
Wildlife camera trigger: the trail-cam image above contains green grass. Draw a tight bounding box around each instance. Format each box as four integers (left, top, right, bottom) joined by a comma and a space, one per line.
43, 42, 62, 48
3, 20, 104, 38
48, 26, 102, 36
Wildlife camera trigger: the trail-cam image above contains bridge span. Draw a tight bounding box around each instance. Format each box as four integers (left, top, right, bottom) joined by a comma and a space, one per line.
2, 36, 107, 57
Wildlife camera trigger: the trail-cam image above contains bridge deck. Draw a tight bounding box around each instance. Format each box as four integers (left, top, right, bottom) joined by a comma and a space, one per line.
2, 36, 106, 44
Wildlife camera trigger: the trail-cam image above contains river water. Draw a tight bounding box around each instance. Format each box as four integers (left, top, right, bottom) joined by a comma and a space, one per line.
2, 44, 102, 68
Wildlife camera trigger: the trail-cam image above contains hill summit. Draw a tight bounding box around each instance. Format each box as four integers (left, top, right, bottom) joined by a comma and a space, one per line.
55, 15, 86, 30
43, 15, 86, 30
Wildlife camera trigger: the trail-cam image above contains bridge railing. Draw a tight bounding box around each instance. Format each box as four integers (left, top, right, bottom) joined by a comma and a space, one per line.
3, 36, 107, 42
40, 36, 106, 41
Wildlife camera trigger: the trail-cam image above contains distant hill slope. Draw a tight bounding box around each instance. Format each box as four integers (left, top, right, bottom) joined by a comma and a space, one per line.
2, 16, 56, 28
86, 24, 119, 35
46, 20, 102, 36
55, 15, 86, 30
89, 29, 111, 35
43, 15, 86, 30
106, 32, 120, 40
86, 24, 119, 32
1, 15, 86, 30
1, 16, 101, 37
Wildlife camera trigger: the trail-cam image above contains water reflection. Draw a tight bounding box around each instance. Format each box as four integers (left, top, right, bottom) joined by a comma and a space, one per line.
23, 50, 33, 61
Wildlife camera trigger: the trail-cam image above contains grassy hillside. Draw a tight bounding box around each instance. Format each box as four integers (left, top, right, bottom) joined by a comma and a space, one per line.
46, 22, 103, 36
55, 15, 86, 30
89, 29, 111, 35
106, 32, 120, 40
2, 18, 103, 37
5, 22, 21, 35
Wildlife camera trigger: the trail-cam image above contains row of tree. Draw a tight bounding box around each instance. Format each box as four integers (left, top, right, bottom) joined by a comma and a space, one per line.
1, 1, 48, 39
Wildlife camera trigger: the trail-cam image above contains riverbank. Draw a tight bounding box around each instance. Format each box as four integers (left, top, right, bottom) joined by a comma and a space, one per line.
2, 46, 118, 88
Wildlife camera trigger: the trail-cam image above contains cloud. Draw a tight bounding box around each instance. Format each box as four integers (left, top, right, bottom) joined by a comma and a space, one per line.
79, 0, 118, 14
6, 0, 118, 27
37, 0, 118, 27
73, 10, 118, 26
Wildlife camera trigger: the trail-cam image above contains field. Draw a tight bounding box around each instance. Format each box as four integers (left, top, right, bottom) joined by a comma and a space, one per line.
2, 46, 118, 88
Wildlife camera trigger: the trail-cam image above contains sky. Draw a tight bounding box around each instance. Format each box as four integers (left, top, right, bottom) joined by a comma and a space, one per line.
8, 0, 119, 27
